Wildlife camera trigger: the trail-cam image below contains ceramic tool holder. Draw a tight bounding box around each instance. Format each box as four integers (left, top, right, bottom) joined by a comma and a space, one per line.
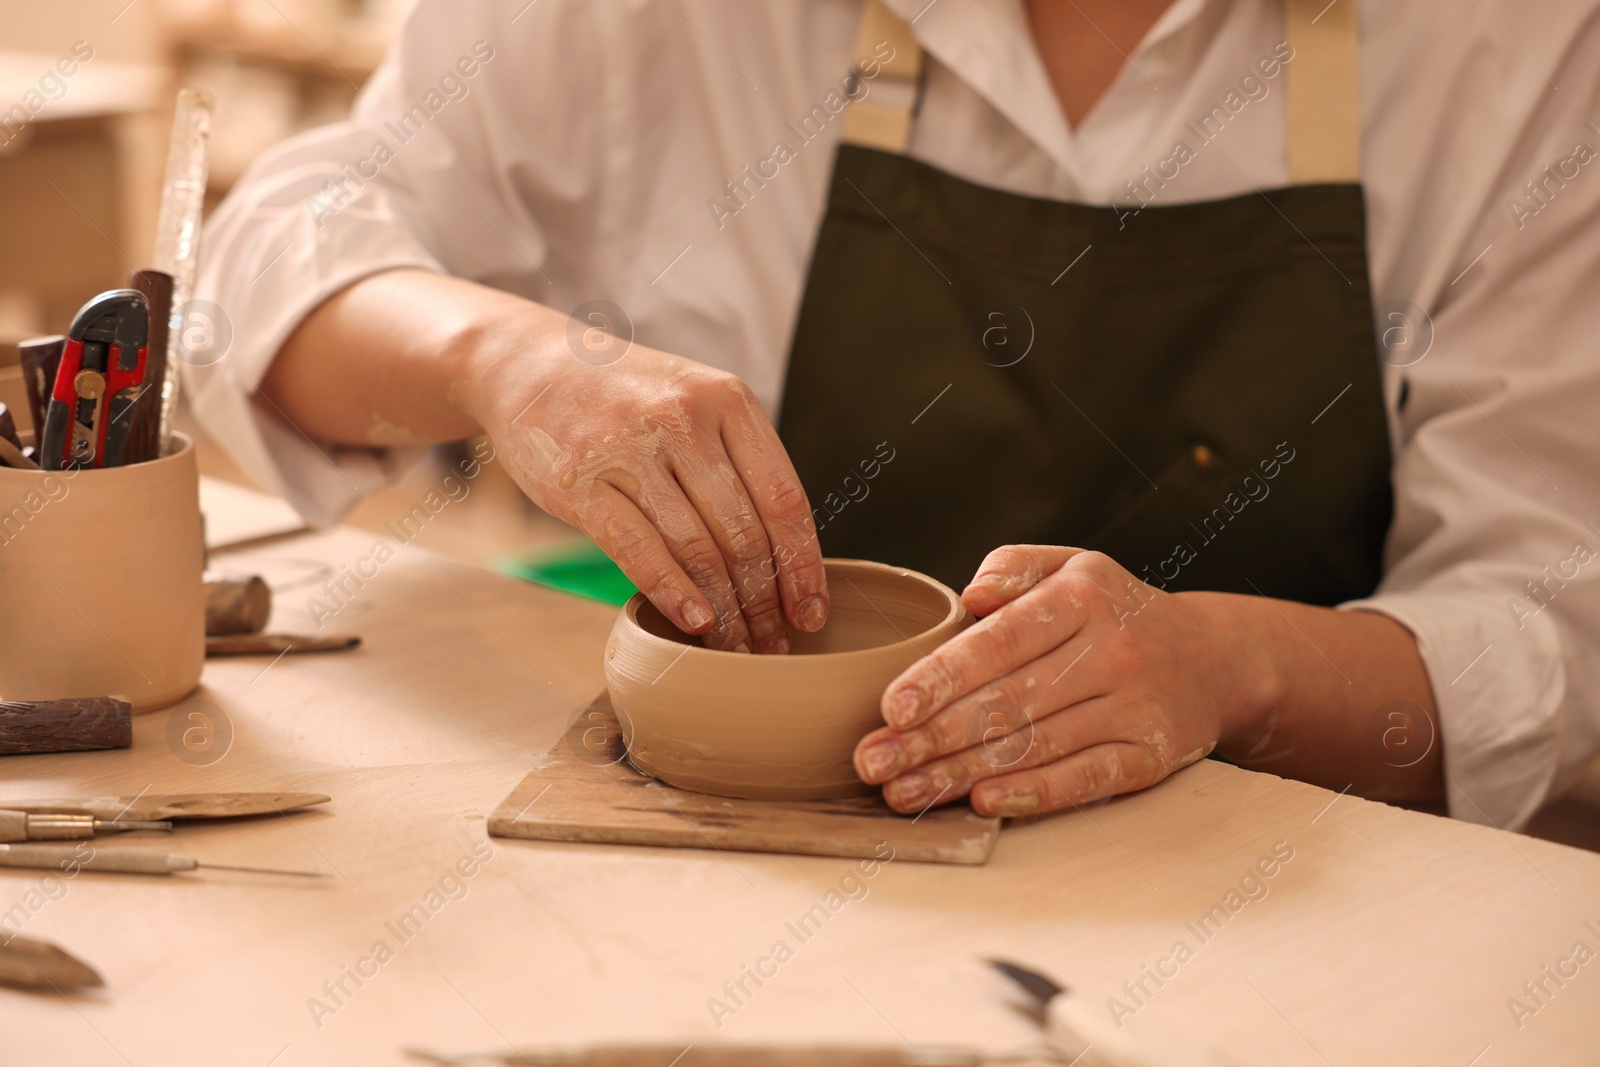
0, 434, 204, 711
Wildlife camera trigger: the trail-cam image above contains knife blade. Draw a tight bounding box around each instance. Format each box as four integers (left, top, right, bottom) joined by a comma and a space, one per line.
988, 958, 1232, 1067
0, 793, 331, 822
0, 935, 103, 991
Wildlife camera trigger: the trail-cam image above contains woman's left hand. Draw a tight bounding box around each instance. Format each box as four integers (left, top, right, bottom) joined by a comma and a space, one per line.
853, 545, 1274, 817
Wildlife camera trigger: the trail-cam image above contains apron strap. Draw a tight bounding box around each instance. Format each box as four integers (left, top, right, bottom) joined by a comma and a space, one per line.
1285, 0, 1362, 183
841, 0, 924, 152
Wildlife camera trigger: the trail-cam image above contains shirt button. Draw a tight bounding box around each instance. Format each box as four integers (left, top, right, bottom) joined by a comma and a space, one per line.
1191, 444, 1215, 469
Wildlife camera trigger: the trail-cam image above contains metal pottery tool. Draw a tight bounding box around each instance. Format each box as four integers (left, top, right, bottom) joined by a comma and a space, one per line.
990, 959, 1231, 1067
0, 793, 331, 822
0, 698, 132, 756
0, 809, 170, 843
0, 844, 325, 878
0, 935, 103, 992
37, 289, 151, 471
150, 87, 214, 449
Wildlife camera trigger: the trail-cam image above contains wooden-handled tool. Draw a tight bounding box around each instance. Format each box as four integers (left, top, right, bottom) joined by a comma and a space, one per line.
0, 793, 331, 822
17, 334, 65, 443
206, 633, 361, 656
0, 403, 36, 470
0, 935, 103, 992
123, 269, 173, 465
0, 698, 132, 756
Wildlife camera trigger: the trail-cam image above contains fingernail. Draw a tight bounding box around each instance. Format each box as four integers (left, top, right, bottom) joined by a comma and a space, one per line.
885, 773, 931, 810
682, 601, 713, 630
797, 594, 828, 632
756, 634, 790, 655
730, 641, 752, 655
888, 687, 924, 727
990, 791, 1042, 818
859, 742, 903, 782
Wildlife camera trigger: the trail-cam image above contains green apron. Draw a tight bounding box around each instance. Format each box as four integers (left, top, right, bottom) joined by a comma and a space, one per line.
777, 0, 1391, 605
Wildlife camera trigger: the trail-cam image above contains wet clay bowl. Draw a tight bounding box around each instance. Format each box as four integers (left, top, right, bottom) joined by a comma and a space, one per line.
603, 558, 972, 801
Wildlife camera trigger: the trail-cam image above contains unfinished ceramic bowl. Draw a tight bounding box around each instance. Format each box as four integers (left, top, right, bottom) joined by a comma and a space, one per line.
604, 558, 972, 801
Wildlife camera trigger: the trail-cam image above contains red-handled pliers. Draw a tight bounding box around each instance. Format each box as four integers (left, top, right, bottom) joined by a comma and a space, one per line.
38, 290, 151, 471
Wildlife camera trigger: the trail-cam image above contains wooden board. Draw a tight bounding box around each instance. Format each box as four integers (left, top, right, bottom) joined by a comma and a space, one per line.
489, 693, 1002, 865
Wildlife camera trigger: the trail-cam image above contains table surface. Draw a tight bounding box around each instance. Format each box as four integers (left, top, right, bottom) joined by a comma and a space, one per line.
3, 516, 1597, 1066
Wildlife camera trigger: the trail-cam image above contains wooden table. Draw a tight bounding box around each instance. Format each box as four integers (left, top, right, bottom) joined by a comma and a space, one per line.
3, 519, 1597, 1065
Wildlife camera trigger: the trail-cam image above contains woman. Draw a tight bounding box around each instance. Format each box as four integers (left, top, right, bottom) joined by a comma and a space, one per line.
193, 0, 1600, 829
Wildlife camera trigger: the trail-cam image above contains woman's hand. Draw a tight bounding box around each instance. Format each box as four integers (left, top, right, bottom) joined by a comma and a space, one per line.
468, 322, 829, 655
852, 546, 1275, 817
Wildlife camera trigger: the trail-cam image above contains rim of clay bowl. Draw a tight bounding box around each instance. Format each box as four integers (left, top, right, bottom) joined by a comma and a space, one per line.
618, 557, 965, 664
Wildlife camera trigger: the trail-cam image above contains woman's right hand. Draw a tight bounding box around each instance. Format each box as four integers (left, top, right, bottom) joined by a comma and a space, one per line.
468, 321, 830, 654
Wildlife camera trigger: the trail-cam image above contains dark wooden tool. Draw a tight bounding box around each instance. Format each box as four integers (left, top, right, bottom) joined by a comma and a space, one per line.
203, 571, 272, 635
124, 269, 173, 465
0, 402, 18, 449
488, 693, 1002, 865
16, 334, 65, 440
0, 935, 103, 991
0, 698, 132, 756
205, 633, 360, 656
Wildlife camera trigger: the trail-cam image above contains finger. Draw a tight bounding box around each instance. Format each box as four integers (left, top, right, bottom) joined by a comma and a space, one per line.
577, 484, 725, 639
881, 563, 1108, 730
875, 696, 1122, 814
669, 442, 792, 655
719, 390, 830, 634
856, 635, 1105, 784
962, 545, 1083, 617
969, 741, 1163, 817
621, 471, 756, 652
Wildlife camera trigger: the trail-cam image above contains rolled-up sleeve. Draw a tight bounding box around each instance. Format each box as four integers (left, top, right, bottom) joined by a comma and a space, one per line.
189, 0, 581, 525
1346, 49, 1600, 829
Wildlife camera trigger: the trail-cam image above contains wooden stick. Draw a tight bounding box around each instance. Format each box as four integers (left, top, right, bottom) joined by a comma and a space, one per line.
0, 698, 133, 756
125, 270, 173, 465
16, 335, 64, 440
203, 571, 272, 635
205, 633, 361, 657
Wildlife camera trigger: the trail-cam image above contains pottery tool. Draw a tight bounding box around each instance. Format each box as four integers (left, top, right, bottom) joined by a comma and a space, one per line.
406, 1046, 985, 1066
0, 434, 37, 471
150, 87, 213, 449
204, 571, 272, 636
206, 633, 360, 656
37, 289, 151, 471
0, 793, 330, 822
0, 698, 133, 756
17, 334, 65, 439
0, 844, 326, 878
990, 959, 1230, 1067
0, 809, 170, 843
123, 269, 173, 465
489, 693, 1001, 865
0, 935, 103, 992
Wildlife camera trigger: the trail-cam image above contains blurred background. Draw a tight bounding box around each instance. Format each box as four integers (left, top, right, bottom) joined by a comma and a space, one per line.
0, 0, 580, 576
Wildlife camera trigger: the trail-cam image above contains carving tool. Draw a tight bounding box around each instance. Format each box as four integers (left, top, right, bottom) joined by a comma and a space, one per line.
151, 87, 214, 449
406, 1047, 984, 1066
0, 935, 103, 992
0, 698, 133, 756
0, 809, 170, 843
37, 290, 151, 471
0, 845, 326, 878
989, 958, 1231, 1067
0, 434, 36, 471
0, 793, 331, 822
0, 402, 18, 450
206, 633, 361, 656
17, 334, 65, 441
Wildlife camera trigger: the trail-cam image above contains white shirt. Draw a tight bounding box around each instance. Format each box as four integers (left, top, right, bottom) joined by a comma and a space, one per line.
193, 0, 1600, 831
